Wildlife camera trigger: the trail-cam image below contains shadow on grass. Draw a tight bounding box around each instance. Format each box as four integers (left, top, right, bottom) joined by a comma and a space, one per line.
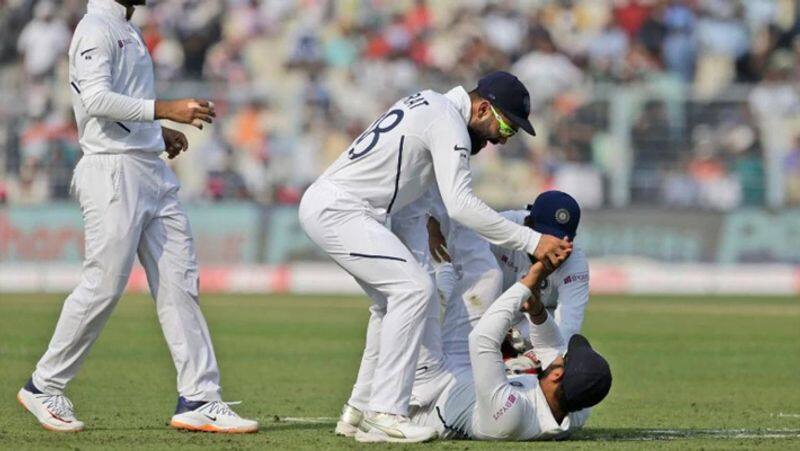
571, 428, 800, 441
81, 422, 333, 434
265, 422, 336, 433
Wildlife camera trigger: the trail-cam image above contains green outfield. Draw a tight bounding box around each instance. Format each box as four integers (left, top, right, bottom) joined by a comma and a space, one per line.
0, 292, 798, 450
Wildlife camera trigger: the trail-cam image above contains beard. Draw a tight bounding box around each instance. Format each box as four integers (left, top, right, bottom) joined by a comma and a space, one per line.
468, 126, 489, 155
116, 0, 146, 6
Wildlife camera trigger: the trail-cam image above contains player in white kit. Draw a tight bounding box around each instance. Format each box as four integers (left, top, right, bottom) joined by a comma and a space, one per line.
409, 260, 611, 441
16, 0, 257, 434
435, 190, 589, 373
346, 259, 611, 441
300, 71, 572, 442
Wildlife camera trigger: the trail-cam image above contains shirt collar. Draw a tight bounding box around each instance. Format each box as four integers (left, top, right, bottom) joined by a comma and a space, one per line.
88, 0, 129, 21
443, 86, 471, 125
533, 385, 572, 437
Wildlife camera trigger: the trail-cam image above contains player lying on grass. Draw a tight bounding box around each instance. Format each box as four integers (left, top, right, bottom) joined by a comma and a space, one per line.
340, 260, 611, 440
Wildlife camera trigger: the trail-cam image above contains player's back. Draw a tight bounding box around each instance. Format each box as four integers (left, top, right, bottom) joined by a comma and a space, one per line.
319, 89, 469, 219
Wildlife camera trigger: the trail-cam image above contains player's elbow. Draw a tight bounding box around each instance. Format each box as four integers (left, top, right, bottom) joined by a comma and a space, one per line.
468, 328, 492, 357
82, 91, 108, 119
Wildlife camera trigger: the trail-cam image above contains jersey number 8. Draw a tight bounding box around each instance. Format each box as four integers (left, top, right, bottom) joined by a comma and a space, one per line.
347, 109, 404, 160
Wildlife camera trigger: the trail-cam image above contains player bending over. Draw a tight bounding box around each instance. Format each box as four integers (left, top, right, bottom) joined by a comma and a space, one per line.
300, 71, 571, 442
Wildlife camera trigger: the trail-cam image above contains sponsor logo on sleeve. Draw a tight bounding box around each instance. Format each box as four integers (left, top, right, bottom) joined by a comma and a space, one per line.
492, 393, 518, 420
563, 272, 589, 285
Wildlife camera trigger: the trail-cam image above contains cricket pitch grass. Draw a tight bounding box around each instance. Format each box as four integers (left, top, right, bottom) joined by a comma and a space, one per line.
1, 292, 798, 450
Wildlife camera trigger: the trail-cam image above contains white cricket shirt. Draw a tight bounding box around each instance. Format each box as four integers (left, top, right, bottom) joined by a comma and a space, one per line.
68, 0, 164, 155
319, 87, 541, 254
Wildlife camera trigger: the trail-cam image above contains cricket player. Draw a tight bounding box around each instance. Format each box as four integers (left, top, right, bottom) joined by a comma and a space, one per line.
300, 71, 572, 442
16, 0, 257, 433
341, 260, 611, 441
435, 190, 590, 373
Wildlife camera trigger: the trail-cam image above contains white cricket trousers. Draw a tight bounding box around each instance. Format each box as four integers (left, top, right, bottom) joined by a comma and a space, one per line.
32, 151, 222, 402
298, 180, 435, 416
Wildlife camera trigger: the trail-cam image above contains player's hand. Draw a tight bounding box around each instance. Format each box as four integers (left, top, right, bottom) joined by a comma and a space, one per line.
531, 234, 572, 272
520, 261, 546, 291
155, 98, 216, 129
427, 217, 451, 263
162, 126, 188, 159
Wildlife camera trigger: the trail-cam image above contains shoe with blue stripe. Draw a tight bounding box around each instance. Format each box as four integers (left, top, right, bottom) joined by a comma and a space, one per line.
17, 378, 84, 432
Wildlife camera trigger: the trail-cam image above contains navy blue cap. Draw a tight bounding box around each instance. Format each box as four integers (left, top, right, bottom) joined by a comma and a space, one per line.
561, 334, 612, 412
526, 190, 580, 240
475, 71, 536, 136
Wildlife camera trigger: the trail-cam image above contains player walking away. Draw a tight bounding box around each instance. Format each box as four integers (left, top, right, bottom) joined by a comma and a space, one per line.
300, 70, 572, 443
16, 0, 257, 434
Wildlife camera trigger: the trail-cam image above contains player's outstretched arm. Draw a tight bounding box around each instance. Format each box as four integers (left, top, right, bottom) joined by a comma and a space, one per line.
521, 262, 567, 364
469, 262, 550, 393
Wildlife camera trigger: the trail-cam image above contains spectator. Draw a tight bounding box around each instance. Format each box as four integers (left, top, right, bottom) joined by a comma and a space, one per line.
16, 0, 69, 81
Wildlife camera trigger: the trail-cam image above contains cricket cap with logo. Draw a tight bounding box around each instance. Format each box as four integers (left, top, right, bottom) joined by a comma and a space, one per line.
475, 70, 536, 136
525, 190, 580, 241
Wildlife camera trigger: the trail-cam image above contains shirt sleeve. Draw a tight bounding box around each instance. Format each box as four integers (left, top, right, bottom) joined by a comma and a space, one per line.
426, 109, 541, 255
528, 314, 566, 370
70, 20, 155, 122
469, 282, 531, 393
552, 256, 590, 342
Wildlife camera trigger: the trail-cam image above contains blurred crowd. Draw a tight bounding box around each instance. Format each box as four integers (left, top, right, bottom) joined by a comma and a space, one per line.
1, 0, 799, 209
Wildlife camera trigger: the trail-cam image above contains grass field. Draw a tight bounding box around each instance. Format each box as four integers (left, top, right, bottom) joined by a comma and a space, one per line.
0, 292, 798, 450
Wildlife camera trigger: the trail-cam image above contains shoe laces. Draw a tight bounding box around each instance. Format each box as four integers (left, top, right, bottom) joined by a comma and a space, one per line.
200, 400, 240, 418
37, 394, 75, 419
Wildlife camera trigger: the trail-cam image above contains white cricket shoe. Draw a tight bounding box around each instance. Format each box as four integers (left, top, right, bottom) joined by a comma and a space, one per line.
17, 381, 84, 432
170, 397, 258, 433
356, 412, 437, 443
334, 403, 363, 437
